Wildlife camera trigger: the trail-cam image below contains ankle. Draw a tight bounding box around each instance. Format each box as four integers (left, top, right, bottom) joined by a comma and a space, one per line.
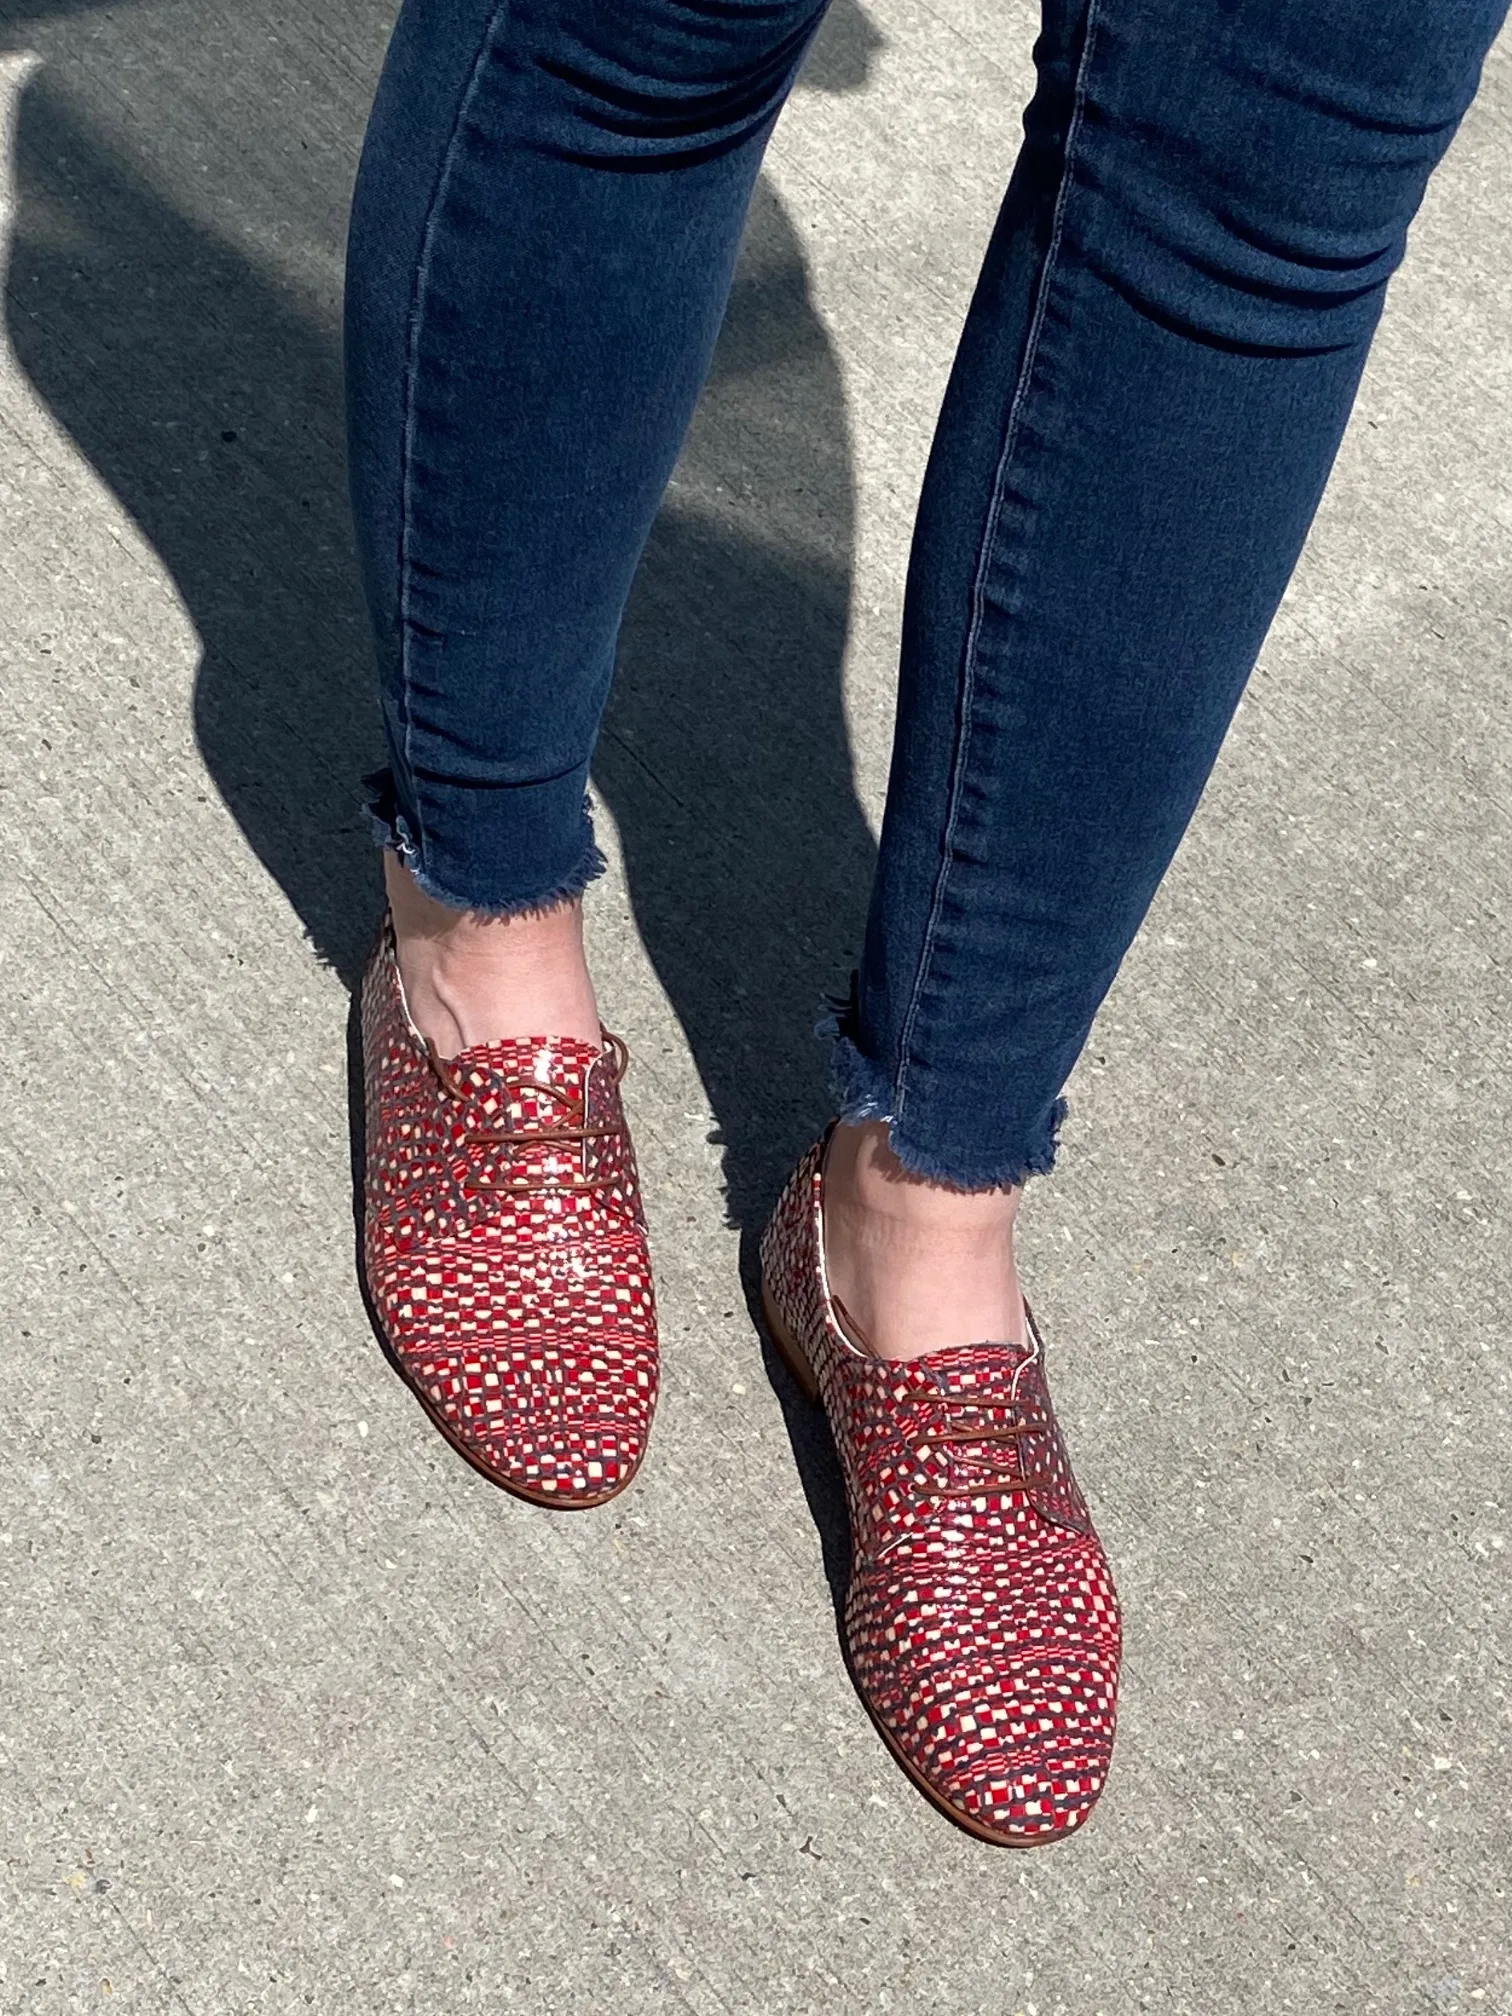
384, 851, 602, 1057
820, 1120, 1025, 1362
825, 1120, 1022, 1231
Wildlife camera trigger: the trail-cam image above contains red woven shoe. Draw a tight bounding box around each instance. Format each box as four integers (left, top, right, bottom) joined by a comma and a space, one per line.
360, 919, 657, 1507
759, 1134, 1121, 1845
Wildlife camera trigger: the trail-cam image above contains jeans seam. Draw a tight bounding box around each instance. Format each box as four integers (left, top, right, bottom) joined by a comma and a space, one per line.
891, 0, 1104, 1128
396, 5, 513, 870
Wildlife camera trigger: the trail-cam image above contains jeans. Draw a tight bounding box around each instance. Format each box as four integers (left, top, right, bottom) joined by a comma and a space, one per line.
346, 0, 1505, 1187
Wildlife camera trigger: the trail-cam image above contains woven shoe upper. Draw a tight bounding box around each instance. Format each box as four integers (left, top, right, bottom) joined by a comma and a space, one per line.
360, 923, 657, 1504
759, 1137, 1121, 1841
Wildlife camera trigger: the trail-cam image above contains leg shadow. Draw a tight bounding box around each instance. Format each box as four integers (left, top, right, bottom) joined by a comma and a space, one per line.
4, 0, 888, 1591
598, 166, 877, 1590
4, 63, 382, 983
601, 175, 876, 1228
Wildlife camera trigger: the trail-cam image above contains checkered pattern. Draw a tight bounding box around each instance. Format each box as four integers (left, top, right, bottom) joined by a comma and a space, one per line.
360, 921, 657, 1506
759, 1137, 1121, 1844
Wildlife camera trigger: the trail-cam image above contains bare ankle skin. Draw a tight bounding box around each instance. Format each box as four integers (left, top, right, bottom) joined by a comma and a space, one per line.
819, 1119, 1027, 1363
384, 850, 603, 1059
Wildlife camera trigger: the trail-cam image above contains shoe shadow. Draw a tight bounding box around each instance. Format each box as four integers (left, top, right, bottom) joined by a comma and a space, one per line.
2, 0, 884, 1590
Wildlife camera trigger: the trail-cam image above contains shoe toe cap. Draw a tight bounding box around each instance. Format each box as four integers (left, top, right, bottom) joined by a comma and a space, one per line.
850, 1541, 1121, 1842
947, 1750, 1106, 1840
900, 1644, 1119, 1840
396, 1327, 657, 1505
481, 1415, 647, 1505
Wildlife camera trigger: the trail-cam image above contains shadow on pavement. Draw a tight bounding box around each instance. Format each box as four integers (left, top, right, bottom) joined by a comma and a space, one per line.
2, 0, 888, 1576
5, 67, 381, 976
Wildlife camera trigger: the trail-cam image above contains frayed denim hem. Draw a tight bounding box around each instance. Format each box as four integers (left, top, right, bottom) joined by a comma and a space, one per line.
362, 768, 607, 918
364, 766, 417, 858
821, 987, 1067, 1189
883, 1096, 1067, 1189
824, 1015, 896, 1127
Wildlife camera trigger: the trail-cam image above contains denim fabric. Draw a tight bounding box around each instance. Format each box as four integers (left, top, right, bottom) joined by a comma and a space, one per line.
346, 0, 828, 910
346, 0, 1505, 1186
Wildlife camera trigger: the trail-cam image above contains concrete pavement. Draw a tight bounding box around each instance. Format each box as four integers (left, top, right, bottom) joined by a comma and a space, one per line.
0, 0, 1509, 2009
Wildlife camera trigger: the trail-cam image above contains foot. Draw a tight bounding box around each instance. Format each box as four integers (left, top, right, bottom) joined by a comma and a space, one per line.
759, 1140, 1121, 1845
384, 849, 601, 1058
360, 922, 658, 1507
819, 1120, 1026, 1362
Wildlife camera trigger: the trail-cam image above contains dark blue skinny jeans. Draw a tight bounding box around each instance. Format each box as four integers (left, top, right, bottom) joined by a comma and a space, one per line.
346, 0, 1505, 1187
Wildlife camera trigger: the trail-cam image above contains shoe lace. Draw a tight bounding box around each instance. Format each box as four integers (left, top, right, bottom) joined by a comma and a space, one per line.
427, 1031, 636, 1211
832, 1291, 1052, 1502
904, 1388, 1054, 1501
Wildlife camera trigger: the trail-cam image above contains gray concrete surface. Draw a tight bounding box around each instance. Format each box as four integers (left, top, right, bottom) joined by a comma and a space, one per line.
0, 0, 1509, 2009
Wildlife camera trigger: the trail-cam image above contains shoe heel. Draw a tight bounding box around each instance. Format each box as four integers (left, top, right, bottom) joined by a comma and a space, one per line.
760, 1280, 820, 1403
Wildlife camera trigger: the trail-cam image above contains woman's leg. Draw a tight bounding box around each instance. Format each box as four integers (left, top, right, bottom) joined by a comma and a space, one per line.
347, 0, 838, 1509
824, 0, 1507, 1357
345, 0, 828, 1050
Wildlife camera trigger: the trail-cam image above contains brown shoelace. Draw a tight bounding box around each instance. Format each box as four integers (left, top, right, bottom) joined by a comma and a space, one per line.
904, 1392, 1052, 1501
428, 1031, 637, 1211
833, 1290, 1049, 1500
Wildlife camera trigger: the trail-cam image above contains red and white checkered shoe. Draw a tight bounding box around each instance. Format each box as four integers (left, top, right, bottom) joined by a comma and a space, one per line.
759, 1134, 1121, 1845
360, 919, 657, 1507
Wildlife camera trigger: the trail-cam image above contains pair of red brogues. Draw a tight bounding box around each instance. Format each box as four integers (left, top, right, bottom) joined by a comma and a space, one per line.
361, 921, 1122, 1847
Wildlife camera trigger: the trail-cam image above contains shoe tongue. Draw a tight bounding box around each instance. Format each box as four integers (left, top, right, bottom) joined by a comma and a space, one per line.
914, 1338, 1036, 1398
902, 1337, 1094, 1538
435, 1034, 629, 1214
443, 1035, 608, 1130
